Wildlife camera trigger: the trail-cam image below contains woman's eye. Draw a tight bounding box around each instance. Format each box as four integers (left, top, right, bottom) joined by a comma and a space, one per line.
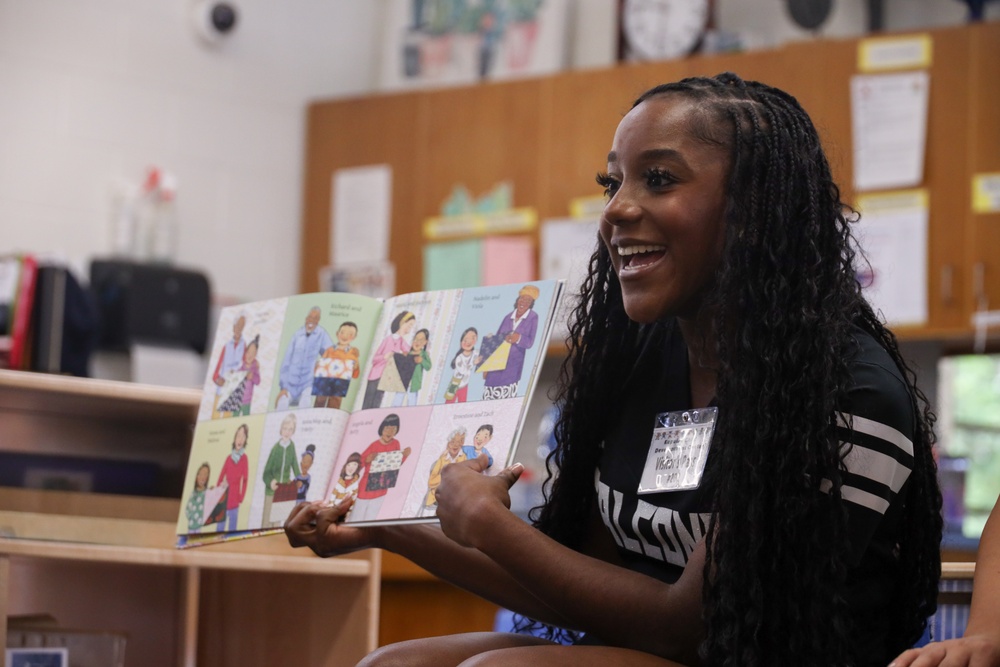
645, 168, 675, 188
596, 172, 619, 198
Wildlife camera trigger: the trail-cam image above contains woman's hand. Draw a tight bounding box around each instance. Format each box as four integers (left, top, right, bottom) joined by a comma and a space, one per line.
284, 497, 374, 557
435, 454, 523, 549
889, 635, 1000, 667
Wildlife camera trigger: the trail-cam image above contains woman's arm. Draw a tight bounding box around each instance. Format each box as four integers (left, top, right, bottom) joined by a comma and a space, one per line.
433, 458, 706, 663
889, 497, 1000, 667
284, 497, 578, 627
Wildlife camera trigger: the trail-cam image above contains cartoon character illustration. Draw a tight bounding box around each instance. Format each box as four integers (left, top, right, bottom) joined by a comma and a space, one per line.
215, 423, 251, 532
462, 423, 494, 467
261, 413, 300, 528
422, 427, 469, 516
391, 328, 432, 407
185, 462, 212, 532
217, 335, 261, 417
330, 452, 363, 505
277, 307, 333, 408
211, 313, 246, 417
480, 285, 539, 400
313, 322, 361, 409
352, 413, 411, 522
363, 311, 416, 409
295, 444, 316, 504
444, 327, 478, 404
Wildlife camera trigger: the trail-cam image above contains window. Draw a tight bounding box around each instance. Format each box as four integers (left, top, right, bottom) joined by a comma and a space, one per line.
937, 353, 1000, 540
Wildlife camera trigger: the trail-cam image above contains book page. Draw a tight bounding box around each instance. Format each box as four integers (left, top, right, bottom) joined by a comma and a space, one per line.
177, 292, 384, 545
329, 280, 564, 526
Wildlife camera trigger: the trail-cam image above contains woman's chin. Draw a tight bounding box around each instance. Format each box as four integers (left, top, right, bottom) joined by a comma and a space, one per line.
621, 295, 668, 324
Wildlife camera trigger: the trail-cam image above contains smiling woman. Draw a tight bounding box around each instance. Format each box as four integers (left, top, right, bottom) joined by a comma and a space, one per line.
285, 72, 943, 667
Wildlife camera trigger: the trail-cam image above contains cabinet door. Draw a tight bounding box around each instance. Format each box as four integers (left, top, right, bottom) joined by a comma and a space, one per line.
301, 92, 427, 295
922, 27, 976, 337
968, 22, 1000, 330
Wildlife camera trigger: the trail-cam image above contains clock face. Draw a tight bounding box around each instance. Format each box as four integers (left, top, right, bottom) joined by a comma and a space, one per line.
622, 0, 710, 61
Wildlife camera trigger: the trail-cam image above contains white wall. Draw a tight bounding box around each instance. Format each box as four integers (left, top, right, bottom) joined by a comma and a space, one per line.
0, 0, 381, 303
0, 0, 994, 306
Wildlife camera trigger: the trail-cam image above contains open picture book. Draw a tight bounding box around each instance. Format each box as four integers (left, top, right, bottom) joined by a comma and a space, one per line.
176, 279, 564, 548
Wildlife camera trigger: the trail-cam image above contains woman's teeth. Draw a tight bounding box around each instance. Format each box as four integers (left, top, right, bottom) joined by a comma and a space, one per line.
617, 244, 665, 257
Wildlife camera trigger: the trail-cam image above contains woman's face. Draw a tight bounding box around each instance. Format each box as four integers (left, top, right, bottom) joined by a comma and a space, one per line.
381, 424, 399, 441
599, 95, 730, 324
400, 318, 416, 335
447, 432, 465, 455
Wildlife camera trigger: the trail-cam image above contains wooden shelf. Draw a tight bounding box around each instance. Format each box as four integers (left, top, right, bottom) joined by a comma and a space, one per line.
0, 371, 380, 667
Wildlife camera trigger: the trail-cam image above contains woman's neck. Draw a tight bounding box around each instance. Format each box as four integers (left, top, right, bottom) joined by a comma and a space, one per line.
677, 315, 719, 409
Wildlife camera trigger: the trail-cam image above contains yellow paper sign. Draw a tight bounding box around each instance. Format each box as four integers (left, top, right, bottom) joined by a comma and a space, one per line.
972, 173, 1000, 214
858, 34, 932, 72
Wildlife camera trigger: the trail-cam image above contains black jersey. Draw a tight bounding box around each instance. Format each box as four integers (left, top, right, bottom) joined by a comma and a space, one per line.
593, 321, 915, 662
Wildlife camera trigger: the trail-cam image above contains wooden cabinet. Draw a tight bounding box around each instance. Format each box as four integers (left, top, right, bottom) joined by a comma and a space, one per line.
0, 370, 379, 667
302, 22, 1000, 343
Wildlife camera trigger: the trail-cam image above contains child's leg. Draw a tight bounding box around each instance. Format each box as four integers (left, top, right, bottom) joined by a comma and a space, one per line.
330, 396, 343, 409
392, 392, 405, 407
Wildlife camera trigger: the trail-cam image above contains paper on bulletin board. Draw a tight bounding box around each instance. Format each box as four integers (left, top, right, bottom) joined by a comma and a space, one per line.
972, 173, 1000, 213
540, 218, 600, 338
851, 71, 929, 192
857, 34, 932, 72
330, 165, 392, 266
481, 236, 535, 286
423, 239, 482, 291
855, 189, 929, 327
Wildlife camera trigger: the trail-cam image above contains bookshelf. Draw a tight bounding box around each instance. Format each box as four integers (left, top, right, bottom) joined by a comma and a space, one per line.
0, 369, 380, 667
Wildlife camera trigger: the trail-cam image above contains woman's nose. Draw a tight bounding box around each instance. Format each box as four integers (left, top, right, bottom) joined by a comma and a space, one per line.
602, 186, 642, 227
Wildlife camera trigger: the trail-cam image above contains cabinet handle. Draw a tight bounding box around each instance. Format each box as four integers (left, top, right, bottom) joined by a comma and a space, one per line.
940, 264, 954, 305
973, 262, 988, 310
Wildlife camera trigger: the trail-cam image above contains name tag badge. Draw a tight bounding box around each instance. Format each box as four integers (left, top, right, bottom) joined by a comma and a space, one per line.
637, 407, 718, 495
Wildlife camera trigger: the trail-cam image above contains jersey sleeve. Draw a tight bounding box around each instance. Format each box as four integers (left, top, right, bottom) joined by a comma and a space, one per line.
832, 335, 916, 566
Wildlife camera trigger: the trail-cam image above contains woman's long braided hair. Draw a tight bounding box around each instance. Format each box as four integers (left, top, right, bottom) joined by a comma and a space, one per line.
531, 73, 941, 666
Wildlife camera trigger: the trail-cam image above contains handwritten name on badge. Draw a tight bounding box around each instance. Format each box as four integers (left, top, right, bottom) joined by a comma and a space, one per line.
638, 408, 717, 495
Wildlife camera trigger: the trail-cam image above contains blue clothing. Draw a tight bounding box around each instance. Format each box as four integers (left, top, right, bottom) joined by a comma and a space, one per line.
462, 445, 493, 467
279, 325, 333, 401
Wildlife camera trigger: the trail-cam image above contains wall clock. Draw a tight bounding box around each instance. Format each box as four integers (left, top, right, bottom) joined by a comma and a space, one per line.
621, 0, 711, 61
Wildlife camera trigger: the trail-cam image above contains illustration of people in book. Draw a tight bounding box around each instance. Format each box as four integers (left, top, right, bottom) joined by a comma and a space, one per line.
215, 423, 250, 532
352, 413, 411, 522
185, 462, 212, 532
478, 284, 539, 400
462, 423, 494, 467
295, 443, 316, 504
217, 335, 261, 418
363, 311, 416, 409
186, 461, 228, 532
421, 426, 469, 517
211, 312, 246, 418
390, 327, 432, 407
444, 327, 478, 404
312, 321, 361, 409
330, 452, 362, 505
276, 307, 333, 409
261, 413, 300, 527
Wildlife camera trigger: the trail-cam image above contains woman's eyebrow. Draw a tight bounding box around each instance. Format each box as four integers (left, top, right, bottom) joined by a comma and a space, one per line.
606, 148, 687, 166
